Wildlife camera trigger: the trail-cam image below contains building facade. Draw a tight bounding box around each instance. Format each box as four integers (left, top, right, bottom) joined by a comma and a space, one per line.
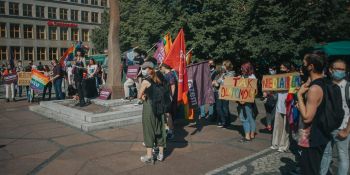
0, 0, 109, 65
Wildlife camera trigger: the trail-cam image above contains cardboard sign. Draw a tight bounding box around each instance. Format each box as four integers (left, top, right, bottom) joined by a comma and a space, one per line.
262, 73, 301, 91
17, 72, 32, 86
99, 88, 111, 100
219, 77, 257, 103
3, 74, 18, 84
126, 65, 140, 79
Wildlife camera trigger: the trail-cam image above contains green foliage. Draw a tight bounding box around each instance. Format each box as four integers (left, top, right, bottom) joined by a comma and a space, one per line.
90, 10, 109, 53
90, 0, 350, 66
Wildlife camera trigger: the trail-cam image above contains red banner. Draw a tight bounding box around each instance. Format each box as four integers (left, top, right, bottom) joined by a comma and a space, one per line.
47, 20, 78, 28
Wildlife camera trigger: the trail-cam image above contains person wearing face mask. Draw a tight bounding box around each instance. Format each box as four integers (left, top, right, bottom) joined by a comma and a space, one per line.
138, 61, 166, 164
271, 62, 291, 152
213, 60, 235, 128
263, 65, 277, 131
320, 59, 350, 175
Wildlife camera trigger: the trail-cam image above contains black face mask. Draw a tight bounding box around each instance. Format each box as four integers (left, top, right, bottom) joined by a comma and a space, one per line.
301, 65, 310, 82
209, 65, 215, 70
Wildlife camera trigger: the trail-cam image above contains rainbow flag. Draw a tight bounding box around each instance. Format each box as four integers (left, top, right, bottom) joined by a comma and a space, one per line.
59, 45, 75, 67
30, 69, 50, 93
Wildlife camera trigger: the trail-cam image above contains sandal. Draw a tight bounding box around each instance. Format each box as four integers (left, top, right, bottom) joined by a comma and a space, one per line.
239, 138, 251, 143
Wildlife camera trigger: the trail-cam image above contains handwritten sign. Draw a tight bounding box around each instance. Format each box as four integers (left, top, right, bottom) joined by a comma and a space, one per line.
126, 65, 140, 79
17, 72, 31, 86
262, 73, 301, 91
3, 74, 18, 84
219, 77, 257, 103
99, 88, 111, 100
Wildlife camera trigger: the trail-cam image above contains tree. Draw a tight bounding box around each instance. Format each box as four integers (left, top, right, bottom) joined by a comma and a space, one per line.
91, 11, 109, 53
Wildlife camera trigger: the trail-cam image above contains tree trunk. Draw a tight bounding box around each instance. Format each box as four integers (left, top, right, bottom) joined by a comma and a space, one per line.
106, 0, 123, 99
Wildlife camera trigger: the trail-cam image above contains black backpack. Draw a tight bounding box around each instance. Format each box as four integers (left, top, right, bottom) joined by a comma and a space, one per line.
148, 79, 172, 116
313, 78, 344, 138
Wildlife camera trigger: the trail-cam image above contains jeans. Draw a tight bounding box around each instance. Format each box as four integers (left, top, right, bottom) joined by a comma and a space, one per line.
320, 129, 349, 175
53, 78, 63, 100
239, 104, 256, 133
200, 104, 214, 118
216, 99, 229, 125
42, 82, 52, 101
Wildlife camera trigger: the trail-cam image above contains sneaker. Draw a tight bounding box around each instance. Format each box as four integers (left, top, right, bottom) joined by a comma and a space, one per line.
239, 138, 251, 143
140, 155, 154, 164
134, 100, 143, 106
217, 123, 223, 128
157, 153, 164, 161
270, 146, 278, 150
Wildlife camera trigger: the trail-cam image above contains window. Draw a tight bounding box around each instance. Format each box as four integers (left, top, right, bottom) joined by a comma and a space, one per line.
91, 12, 98, 23
81, 11, 88, 22
37, 47, 46, 60
0, 1, 5, 14
11, 47, 20, 61
0, 23, 5, 38
36, 6, 45, 18
61, 48, 68, 55
23, 25, 33, 39
48, 27, 57, 40
101, 0, 107, 7
9, 2, 19, 15
24, 47, 34, 61
71, 10, 78, 21
49, 48, 57, 60
48, 7, 56, 19
71, 0, 78, 2
36, 26, 45, 39
81, 0, 88, 4
0, 47, 6, 60
10, 24, 20, 38
23, 4, 32, 17
91, 0, 98, 5
71, 28, 78, 41
60, 28, 68, 40
82, 29, 89, 42
59, 8, 68, 20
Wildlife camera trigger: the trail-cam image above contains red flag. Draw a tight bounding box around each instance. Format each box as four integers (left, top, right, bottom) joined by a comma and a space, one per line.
163, 29, 188, 103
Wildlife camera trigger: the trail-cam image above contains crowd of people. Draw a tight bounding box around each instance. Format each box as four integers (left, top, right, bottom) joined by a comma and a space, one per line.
137, 53, 349, 175
0, 49, 105, 106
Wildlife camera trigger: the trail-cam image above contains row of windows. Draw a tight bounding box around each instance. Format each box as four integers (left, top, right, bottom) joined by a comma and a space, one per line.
59, 0, 107, 6
0, 2, 100, 23
0, 46, 67, 61
0, 23, 90, 41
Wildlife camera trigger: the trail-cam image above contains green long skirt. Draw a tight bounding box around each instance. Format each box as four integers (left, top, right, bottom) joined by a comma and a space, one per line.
142, 99, 166, 148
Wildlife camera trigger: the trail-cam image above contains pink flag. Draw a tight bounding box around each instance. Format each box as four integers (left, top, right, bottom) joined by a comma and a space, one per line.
153, 40, 166, 64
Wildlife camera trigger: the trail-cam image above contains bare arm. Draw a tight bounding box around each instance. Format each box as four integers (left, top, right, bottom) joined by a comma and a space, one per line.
297, 84, 323, 123
170, 84, 176, 97
138, 80, 151, 100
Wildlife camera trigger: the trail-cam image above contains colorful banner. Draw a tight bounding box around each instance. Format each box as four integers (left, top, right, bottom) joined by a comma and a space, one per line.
3, 74, 18, 84
153, 40, 166, 63
17, 72, 31, 86
262, 73, 301, 91
99, 88, 111, 100
30, 69, 50, 93
219, 77, 257, 103
126, 65, 140, 79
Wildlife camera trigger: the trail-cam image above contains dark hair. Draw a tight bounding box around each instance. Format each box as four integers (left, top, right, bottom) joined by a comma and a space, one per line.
241, 61, 254, 76
90, 58, 96, 65
280, 61, 291, 70
304, 53, 325, 74
145, 57, 157, 65
331, 58, 347, 69
160, 63, 172, 70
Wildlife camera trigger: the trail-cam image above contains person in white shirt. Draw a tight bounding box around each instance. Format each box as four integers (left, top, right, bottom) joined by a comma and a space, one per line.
87, 58, 99, 92
320, 59, 350, 175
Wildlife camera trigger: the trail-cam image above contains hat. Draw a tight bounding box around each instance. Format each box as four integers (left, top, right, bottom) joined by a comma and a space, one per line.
141, 61, 155, 69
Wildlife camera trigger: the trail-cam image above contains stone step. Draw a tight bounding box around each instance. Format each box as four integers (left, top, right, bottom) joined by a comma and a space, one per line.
91, 98, 136, 107
85, 104, 142, 123
39, 100, 90, 121
81, 115, 142, 132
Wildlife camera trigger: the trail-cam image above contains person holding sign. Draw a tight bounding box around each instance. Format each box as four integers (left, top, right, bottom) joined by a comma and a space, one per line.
237, 62, 257, 142
271, 62, 291, 152
213, 60, 235, 128
2, 64, 16, 102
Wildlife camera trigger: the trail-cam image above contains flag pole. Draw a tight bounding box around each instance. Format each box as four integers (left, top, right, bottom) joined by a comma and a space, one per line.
186, 48, 193, 56
146, 43, 157, 53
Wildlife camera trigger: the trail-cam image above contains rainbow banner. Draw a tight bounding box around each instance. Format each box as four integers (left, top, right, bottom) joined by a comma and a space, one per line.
30, 69, 50, 93
262, 73, 301, 92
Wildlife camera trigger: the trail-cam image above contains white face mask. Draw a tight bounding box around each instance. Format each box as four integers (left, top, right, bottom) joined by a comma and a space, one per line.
269, 69, 276, 75
141, 69, 148, 76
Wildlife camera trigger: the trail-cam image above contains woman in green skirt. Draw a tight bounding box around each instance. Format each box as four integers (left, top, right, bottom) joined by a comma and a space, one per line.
138, 61, 166, 164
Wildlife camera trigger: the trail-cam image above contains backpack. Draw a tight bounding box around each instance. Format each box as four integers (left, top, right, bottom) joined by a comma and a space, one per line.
313, 78, 344, 138
148, 79, 172, 116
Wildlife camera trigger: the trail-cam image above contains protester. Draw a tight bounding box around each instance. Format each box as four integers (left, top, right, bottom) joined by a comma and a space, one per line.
50, 59, 64, 100
37, 61, 44, 71
199, 60, 217, 120
42, 65, 52, 101
160, 63, 177, 140
320, 59, 350, 175
138, 61, 166, 163
25, 60, 33, 102
87, 58, 99, 92
73, 50, 87, 107
2, 64, 16, 102
262, 65, 277, 131
296, 54, 332, 175
15, 60, 24, 97
237, 61, 257, 142
124, 52, 144, 100
271, 62, 291, 152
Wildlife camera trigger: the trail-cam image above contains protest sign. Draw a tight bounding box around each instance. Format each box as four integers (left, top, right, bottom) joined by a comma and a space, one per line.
262, 73, 301, 91
99, 88, 111, 100
219, 77, 257, 103
17, 72, 31, 86
126, 65, 140, 79
3, 74, 18, 84
30, 69, 50, 93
